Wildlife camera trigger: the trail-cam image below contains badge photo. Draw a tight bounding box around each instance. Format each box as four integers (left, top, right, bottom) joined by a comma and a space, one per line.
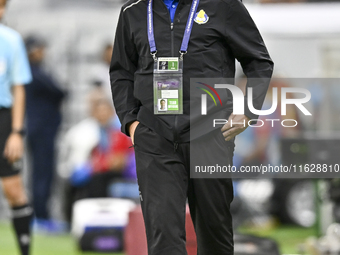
158, 98, 168, 111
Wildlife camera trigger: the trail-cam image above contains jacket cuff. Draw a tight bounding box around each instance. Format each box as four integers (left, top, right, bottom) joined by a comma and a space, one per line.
121, 108, 139, 136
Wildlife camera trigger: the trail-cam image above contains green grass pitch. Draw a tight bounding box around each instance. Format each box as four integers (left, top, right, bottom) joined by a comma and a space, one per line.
0, 221, 315, 255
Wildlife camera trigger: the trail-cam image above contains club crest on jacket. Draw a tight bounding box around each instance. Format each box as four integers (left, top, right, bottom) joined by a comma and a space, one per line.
194, 10, 209, 25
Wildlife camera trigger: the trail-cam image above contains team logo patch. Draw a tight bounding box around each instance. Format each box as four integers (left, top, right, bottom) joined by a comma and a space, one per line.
194, 10, 209, 25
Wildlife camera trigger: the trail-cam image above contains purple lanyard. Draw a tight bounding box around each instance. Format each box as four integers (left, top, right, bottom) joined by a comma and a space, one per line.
147, 0, 200, 60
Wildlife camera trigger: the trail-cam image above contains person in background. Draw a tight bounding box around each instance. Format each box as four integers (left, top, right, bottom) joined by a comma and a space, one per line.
24, 35, 65, 229
62, 94, 134, 222
0, 0, 33, 254
86, 97, 133, 197
91, 43, 113, 99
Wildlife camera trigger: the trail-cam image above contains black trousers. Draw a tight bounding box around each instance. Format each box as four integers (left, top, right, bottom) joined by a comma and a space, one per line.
0, 108, 20, 177
134, 123, 234, 255
27, 126, 59, 220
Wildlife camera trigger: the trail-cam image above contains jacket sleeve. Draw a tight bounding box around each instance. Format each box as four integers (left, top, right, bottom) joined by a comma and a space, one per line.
110, 8, 140, 136
224, 0, 274, 120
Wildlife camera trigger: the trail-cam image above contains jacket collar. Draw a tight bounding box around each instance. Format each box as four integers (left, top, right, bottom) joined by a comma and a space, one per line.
182, 0, 192, 4
152, 0, 192, 5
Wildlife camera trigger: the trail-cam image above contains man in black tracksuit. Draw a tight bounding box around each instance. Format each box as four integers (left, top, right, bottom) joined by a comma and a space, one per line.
110, 0, 273, 254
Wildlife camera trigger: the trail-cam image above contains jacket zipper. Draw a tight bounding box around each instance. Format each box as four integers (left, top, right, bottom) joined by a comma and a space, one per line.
171, 23, 174, 56
173, 1, 183, 151
171, 22, 179, 151
161, 0, 181, 151
174, 116, 179, 152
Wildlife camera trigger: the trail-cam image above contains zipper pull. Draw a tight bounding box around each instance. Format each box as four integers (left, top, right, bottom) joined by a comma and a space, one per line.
171, 23, 174, 30
174, 142, 178, 152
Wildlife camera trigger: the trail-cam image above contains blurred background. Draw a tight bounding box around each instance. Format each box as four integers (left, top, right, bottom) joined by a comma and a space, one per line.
1, 0, 340, 254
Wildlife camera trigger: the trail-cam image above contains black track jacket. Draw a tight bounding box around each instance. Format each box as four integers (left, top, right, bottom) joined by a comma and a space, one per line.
110, 0, 274, 143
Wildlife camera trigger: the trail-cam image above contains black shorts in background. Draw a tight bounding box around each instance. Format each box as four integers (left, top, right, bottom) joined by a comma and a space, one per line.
0, 108, 20, 178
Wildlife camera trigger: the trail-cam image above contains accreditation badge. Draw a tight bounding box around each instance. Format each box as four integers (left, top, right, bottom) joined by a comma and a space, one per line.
153, 57, 183, 115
